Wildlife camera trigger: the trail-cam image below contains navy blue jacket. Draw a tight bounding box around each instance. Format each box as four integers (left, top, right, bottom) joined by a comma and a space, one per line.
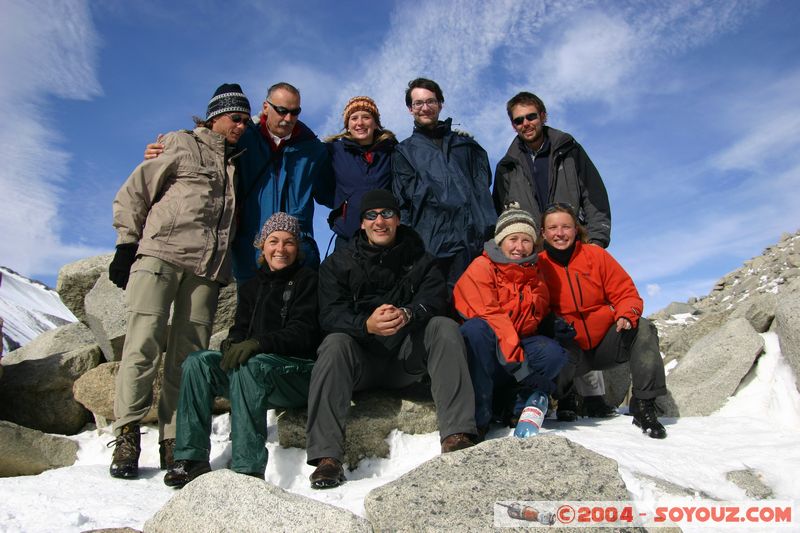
392, 119, 496, 262
326, 136, 397, 241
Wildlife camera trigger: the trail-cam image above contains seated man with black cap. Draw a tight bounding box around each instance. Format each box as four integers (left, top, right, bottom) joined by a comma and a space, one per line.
306, 189, 478, 489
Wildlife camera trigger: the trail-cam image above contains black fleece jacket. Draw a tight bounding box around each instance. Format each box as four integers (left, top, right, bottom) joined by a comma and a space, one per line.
227, 261, 320, 359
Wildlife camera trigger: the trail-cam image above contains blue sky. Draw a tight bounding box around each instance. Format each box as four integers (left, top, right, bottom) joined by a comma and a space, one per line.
1, 0, 798, 313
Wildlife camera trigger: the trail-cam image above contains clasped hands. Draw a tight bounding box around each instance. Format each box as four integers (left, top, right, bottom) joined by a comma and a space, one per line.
366, 304, 409, 337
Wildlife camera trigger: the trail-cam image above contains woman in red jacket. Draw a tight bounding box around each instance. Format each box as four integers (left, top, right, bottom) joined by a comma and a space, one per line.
538, 203, 668, 438
454, 207, 568, 437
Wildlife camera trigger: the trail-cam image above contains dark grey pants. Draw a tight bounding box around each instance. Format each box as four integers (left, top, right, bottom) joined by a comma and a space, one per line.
306, 316, 477, 464
560, 317, 667, 400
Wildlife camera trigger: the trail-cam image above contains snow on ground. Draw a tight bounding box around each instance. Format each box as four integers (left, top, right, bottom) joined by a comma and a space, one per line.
1, 332, 799, 532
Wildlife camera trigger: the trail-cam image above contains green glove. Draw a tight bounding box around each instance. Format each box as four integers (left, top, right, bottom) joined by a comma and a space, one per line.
220, 338, 260, 371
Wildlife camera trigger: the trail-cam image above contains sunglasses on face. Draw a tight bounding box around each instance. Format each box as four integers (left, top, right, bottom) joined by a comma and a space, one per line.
228, 114, 250, 124
362, 208, 396, 221
544, 202, 576, 214
267, 100, 302, 116
512, 112, 539, 126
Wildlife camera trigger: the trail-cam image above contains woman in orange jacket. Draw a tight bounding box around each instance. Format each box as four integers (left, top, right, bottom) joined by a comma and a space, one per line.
538, 203, 668, 438
454, 207, 568, 437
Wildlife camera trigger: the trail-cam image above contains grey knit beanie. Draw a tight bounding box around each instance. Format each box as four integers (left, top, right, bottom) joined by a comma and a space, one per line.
253, 212, 300, 248
494, 205, 537, 245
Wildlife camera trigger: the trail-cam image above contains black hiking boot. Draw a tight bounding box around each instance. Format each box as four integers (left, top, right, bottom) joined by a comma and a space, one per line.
108, 424, 141, 479
159, 438, 175, 470
630, 397, 667, 439
556, 391, 578, 422
163, 459, 212, 488
582, 395, 618, 418
309, 457, 346, 489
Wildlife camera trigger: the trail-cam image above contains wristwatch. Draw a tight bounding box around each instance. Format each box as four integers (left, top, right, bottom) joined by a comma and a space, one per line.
400, 307, 413, 324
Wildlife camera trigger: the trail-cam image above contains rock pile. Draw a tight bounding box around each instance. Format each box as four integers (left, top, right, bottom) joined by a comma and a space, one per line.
1, 230, 799, 532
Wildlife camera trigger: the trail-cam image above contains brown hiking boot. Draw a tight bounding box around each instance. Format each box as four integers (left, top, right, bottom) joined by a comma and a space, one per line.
441, 433, 475, 453
159, 438, 175, 470
108, 424, 141, 479
309, 457, 346, 489
163, 459, 212, 488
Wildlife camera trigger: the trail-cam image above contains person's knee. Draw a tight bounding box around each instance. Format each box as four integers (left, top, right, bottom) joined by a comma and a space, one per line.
427, 316, 461, 339
459, 317, 492, 339
315, 333, 360, 372
181, 350, 219, 373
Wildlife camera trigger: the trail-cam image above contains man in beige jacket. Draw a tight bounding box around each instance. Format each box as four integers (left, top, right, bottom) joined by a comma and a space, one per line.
108, 84, 250, 479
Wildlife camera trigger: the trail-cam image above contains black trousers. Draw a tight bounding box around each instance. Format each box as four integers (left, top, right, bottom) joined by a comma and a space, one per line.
559, 317, 667, 400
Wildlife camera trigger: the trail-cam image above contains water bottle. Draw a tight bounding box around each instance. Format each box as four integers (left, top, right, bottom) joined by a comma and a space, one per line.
514, 391, 548, 438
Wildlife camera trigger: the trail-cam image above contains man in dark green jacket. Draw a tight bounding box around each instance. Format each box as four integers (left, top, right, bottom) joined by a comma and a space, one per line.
492, 91, 611, 248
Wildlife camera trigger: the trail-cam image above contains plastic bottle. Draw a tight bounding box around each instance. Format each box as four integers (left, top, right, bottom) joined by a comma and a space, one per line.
514, 391, 548, 438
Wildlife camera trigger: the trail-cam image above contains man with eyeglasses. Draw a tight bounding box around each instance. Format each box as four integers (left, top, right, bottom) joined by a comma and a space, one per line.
492, 91, 614, 421
392, 78, 496, 292
108, 84, 250, 479
146, 82, 330, 284
305, 189, 477, 489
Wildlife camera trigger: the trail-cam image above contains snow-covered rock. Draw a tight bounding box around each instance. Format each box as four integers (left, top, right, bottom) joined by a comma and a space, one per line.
0, 266, 76, 354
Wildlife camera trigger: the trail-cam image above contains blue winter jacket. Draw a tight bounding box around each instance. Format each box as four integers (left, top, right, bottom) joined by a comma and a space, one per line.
326, 136, 397, 241
392, 119, 496, 262
232, 119, 330, 282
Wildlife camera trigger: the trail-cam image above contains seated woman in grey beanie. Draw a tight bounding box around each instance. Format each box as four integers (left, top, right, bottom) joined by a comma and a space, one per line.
164, 212, 321, 487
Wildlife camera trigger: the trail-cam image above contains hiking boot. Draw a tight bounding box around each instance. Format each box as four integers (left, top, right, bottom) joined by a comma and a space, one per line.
309, 457, 345, 490
441, 433, 475, 453
159, 438, 175, 470
163, 459, 212, 488
556, 391, 578, 422
630, 397, 667, 439
582, 395, 618, 418
108, 424, 141, 479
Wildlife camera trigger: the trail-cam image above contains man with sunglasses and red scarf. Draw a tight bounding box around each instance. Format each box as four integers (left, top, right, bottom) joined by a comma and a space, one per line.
108, 84, 250, 479
146, 82, 330, 283
305, 189, 477, 489
492, 91, 614, 421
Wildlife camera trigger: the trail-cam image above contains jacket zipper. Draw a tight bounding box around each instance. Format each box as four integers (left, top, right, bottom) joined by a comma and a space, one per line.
564, 264, 593, 348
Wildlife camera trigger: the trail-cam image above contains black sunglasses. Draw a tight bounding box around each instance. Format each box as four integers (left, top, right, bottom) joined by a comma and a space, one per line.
228, 113, 250, 124
267, 100, 302, 116
544, 202, 575, 213
362, 208, 396, 221
511, 112, 539, 126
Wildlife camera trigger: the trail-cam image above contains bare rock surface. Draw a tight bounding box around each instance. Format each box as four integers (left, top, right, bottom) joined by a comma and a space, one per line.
0, 420, 78, 477
143, 470, 370, 533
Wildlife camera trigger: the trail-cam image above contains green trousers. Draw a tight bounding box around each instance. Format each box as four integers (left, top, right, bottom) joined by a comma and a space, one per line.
175, 350, 313, 475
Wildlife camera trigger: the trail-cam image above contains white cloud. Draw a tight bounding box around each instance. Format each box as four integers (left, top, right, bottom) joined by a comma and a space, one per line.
646, 284, 661, 297
0, 0, 106, 278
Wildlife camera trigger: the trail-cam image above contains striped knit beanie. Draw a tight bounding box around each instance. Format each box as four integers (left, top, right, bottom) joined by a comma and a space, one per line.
343, 96, 382, 129
206, 83, 251, 121
253, 212, 300, 248
494, 205, 537, 245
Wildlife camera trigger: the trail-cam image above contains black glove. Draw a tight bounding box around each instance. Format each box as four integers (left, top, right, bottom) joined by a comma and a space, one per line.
108, 243, 138, 289
220, 338, 260, 371
553, 316, 577, 343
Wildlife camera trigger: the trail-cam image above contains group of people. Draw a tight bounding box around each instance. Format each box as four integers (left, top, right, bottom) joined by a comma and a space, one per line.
106, 78, 669, 490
